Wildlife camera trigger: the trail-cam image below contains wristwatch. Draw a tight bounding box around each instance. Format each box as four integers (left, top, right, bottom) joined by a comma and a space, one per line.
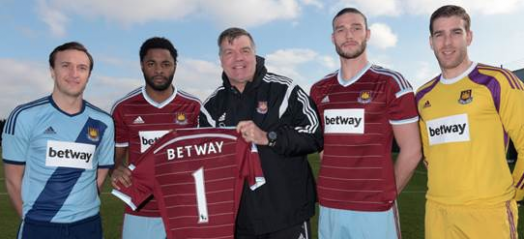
267, 131, 278, 147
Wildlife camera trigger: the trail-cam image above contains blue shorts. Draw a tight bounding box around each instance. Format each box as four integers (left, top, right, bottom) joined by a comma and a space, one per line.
18, 214, 102, 239
122, 214, 166, 239
319, 205, 401, 239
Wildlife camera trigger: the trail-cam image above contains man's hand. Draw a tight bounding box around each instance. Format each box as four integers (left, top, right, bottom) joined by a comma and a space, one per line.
111, 165, 132, 190
236, 120, 268, 145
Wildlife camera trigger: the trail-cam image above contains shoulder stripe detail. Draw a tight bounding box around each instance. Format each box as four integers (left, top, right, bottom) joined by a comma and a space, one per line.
395, 89, 414, 99
4, 96, 49, 135
370, 65, 412, 92
110, 87, 142, 114
478, 65, 522, 90
294, 88, 319, 134
86, 102, 111, 117
415, 76, 440, 104
203, 86, 225, 106
263, 73, 293, 87
177, 90, 203, 103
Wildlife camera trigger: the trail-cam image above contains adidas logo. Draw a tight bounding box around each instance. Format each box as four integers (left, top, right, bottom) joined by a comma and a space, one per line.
321, 95, 330, 103
298, 233, 306, 239
218, 113, 226, 122
423, 100, 431, 108
133, 116, 145, 124
44, 127, 56, 134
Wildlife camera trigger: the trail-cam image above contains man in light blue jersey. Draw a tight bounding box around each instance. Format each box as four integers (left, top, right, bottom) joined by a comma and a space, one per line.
2, 42, 114, 239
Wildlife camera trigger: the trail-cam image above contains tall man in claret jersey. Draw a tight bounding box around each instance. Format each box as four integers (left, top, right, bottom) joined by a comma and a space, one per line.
3, 42, 114, 239
110, 37, 209, 239
417, 5, 524, 239
310, 8, 422, 239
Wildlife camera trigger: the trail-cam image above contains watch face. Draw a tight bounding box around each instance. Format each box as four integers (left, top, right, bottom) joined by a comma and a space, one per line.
268, 131, 277, 140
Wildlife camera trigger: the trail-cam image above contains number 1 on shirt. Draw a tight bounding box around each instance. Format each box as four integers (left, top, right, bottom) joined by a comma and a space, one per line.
192, 167, 209, 223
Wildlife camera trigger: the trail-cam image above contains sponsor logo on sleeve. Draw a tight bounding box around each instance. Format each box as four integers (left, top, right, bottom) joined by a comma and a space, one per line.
46, 140, 96, 169
139, 130, 170, 153
426, 114, 470, 145
324, 109, 364, 134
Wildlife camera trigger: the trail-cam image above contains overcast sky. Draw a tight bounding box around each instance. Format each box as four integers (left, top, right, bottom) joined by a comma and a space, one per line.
1, 0, 524, 118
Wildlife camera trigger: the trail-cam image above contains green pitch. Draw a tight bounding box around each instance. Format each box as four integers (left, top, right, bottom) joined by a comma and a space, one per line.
1, 151, 523, 238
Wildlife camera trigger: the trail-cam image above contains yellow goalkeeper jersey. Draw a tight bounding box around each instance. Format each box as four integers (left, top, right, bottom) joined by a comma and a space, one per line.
416, 62, 524, 206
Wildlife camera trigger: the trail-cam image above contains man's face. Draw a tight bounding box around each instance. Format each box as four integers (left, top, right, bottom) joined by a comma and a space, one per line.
332, 13, 370, 59
430, 16, 472, 71
51, 49, 91, 98
141, 48, 176, 91
219, 35, 257, 87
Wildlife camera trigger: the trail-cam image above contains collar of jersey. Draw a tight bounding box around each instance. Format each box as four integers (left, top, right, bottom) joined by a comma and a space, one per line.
141, 85, 178, 109
48, 95, 86, 117
337, 62, 372, 87
440, 62, 477, 85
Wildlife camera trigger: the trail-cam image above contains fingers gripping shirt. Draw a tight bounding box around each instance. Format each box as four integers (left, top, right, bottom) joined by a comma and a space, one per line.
112, 128, 265, 239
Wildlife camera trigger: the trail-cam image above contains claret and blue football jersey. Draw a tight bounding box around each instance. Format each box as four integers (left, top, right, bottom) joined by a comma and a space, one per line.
416, 63, 524, 205
310, 63, 419, 211
2, 96, 114, 223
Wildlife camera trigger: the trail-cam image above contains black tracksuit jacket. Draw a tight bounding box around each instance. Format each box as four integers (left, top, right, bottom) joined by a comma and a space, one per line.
199, 56, 323, 235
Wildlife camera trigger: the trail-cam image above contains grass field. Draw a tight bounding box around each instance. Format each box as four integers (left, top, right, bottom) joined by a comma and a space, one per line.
1, 150, 523, 238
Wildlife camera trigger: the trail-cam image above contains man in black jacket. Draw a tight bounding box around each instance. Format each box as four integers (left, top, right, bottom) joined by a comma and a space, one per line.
200, 27, 323, 239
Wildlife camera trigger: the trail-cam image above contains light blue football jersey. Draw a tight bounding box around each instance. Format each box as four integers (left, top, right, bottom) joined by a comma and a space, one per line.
2, 96, 114, 223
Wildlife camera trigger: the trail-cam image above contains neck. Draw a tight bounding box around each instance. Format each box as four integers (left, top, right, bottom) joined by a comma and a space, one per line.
51, 91, 83, 115
441, 58, 473, 79
145, 85, 174, 103
340, 53, 368, 81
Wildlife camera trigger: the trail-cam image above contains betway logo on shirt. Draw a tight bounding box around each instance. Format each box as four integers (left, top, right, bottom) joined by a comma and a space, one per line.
167, 141, 224, 160
324, 109, 364, 134
426, 114, 470, 145
139, 130, 170, 153
46, 140, 96, 170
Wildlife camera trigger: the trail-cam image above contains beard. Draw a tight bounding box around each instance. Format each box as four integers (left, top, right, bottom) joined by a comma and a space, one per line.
434, 47, 468, 71
336, 40, 367, 59
144, 72, 174, 91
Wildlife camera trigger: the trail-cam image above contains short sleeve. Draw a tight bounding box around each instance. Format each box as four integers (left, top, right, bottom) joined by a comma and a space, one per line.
2, 109, 31, 164
97, 118, 115, 168
387, 75, 419, 125
112, 104, 129, 147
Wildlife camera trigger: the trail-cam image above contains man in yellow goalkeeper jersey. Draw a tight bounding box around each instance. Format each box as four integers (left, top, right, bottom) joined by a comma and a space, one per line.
416, 5, 524, 239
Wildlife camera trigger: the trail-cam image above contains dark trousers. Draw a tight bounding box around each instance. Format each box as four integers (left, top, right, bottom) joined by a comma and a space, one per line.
18, 214, 102, 239
236, 220, 311, 239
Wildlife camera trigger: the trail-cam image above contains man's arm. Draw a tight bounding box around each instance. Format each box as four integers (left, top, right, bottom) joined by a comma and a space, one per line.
268, 85, 323, 156
392, 122, 422, 194
97, 168, 110, 192
111, 147, 132, 190
4, 164, 24, 218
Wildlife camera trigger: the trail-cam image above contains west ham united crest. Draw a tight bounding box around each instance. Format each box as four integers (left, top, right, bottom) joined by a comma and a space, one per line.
256, 101, 268, 114
175, 113, 188, 125
458, 89, 473, 104
357, 91, 373, 104
87, 127, 100, 142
